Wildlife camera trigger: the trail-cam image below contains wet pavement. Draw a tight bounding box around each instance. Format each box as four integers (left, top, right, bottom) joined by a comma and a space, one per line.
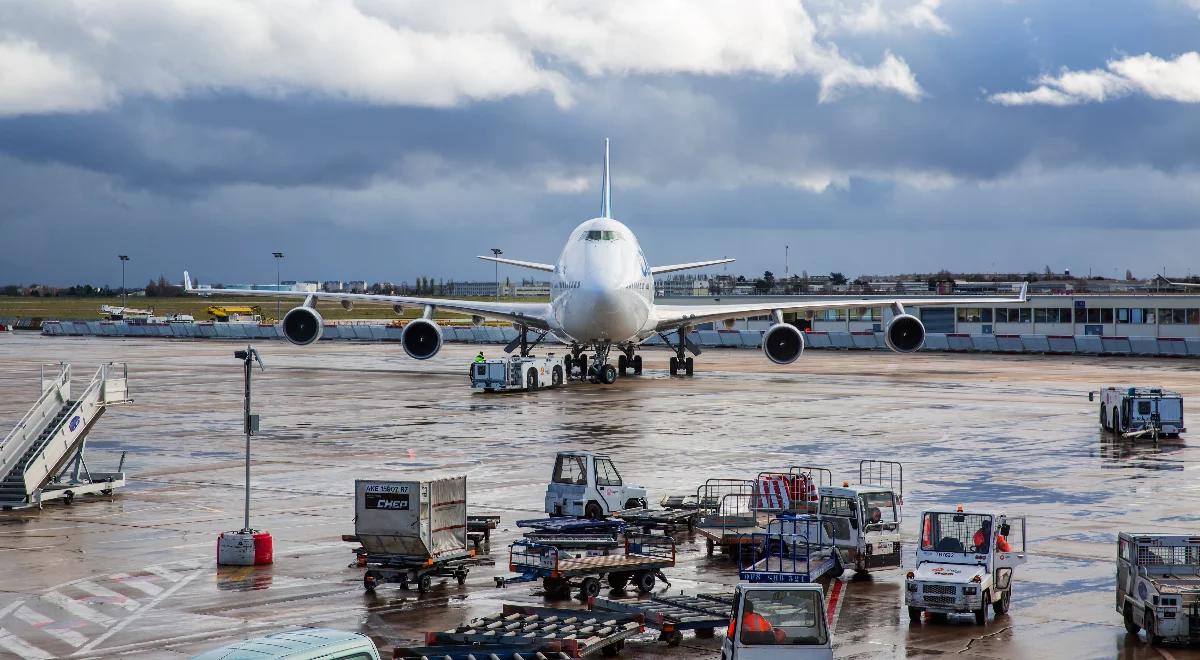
0, 333, 1198, 659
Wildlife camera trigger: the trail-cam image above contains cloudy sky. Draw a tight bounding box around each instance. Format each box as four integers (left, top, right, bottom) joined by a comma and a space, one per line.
2, 0, 1199, 287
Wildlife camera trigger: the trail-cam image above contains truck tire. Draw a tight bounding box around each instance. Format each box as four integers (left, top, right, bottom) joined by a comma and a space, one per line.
527, 368, 538, 390
974, 590, 989, 625
634, 570, 656, 593
585, 502, 603, 520
1100, 406, 1109, 430
417, 573, 433, 593
543, 577, 571, 599
1112, 409, 1121, 435
579, 577, 601, 600
1123, 603, 1139, 634
992, 588, 1010, 615
552, 366, 563, 386
363, 572, 378, 592
826, 553, 845, 579
908, 607, 923, 623
607, 572, 630, 590
1146, 608, 1162, 644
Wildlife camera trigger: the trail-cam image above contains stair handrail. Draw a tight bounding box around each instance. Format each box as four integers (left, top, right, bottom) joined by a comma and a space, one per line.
15, 365, 108, 494
0, 365, 72, 480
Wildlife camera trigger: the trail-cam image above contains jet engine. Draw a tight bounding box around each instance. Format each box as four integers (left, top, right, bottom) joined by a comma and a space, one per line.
401, 318, 443, 360
281, 306, 324, 346
885, 313, 925, 353
763, 323, 805, 364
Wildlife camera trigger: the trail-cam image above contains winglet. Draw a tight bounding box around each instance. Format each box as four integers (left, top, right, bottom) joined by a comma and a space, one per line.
600, 138, 611, 219
183, 270, 193, 291
1019, 281, 1028, 302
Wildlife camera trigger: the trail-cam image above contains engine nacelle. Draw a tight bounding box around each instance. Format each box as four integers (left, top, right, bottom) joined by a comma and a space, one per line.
763, 323, 805, 364
885, 313, 925, 353
281, 306, 324, 346
401, 318, 443, 360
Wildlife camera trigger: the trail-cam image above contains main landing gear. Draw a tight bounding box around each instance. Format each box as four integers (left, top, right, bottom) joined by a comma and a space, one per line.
617, 344, 642, 376
661, 328, 699, 377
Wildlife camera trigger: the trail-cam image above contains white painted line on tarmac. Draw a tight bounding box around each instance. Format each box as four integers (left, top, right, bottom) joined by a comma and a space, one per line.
14, 605, 88, 648
74, 581, 139, 611
143, 565, 181, 582
42, 591, 115, 627
0, 602, 23, 620
110, 573, 163, 596
0, 627, 53, 659
73, 569, 201, 656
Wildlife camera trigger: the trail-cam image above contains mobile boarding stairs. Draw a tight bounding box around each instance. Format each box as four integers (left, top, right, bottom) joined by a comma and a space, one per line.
0, 363, 131, 510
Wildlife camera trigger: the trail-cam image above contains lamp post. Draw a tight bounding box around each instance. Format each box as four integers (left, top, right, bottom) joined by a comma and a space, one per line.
785, 245, 789, 278
118, 255, 129, 309
216, 345, 272, 566
491, 248, 503, 301
272, 252, 284, 320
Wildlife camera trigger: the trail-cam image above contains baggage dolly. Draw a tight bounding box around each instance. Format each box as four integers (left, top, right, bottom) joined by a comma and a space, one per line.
738, 531, 839, 584
361, 550, 487, 593
695, 491, 765, 557
591, 592, 734, 647
495, 535, 676, 601
468, 514, 500, 550
420, 604, 644, 658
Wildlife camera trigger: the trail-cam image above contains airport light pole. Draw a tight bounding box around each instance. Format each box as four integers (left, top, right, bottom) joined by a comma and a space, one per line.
217, 346, 272, 566
118, 255, 129, 309
272, 252, 284, 320
491, 248, 503, 301
236, 345, 263, 532
785, 245, 789, 278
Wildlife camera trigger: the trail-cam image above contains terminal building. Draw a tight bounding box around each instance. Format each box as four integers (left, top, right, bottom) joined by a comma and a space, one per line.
674, 294, 1200, 339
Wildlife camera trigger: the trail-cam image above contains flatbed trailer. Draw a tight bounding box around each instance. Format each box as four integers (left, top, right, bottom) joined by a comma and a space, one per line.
518, 517, 626, 537
592, 592, 734, 646
468, 514, 501, 549
419, 604, 644, 658
522, 533, 621, 554
694, 491, 765, 556
613, 507, 698, 534
496, 535, 675, 600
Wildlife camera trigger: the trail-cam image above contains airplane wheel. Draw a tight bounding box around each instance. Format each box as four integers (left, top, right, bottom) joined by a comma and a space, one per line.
601, 364, 617, 385
684, 357, 694, 376
618, 354, 628, 374
633, 355, 643, 375
669, 356, 678, 375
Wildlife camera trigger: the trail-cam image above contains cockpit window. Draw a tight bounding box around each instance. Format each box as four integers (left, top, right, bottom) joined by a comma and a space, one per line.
583, 230, 621, 241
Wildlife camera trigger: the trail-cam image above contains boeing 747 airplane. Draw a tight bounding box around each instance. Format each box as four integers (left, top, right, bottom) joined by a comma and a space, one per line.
185, 140, 1026, 384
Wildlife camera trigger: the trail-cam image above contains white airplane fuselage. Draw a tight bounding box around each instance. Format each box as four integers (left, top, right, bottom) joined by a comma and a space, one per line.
549, 217, 655, 346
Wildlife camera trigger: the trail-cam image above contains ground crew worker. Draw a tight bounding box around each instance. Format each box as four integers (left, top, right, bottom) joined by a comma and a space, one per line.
995, 532, 1011, 552
728, 599, 785, 644
474, 351, 485, 363
973, 520, 993, 553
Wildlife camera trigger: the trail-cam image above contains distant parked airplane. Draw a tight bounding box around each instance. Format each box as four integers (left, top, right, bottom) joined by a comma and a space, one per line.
185, 140, 1026, 384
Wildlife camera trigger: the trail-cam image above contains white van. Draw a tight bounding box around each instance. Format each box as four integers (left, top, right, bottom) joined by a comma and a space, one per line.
192, 628, 382, 660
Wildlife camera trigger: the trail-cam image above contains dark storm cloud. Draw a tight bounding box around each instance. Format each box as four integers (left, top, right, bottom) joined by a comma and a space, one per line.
0, 1, 1198, 285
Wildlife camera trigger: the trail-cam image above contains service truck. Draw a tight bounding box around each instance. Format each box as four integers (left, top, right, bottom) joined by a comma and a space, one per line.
545, 451, 648, 518
470, 354, 564, 392
1093, 387, 1185, 440
905, 506, 1026, 625
1117, 533, 1200, 645
720, 583, 834, 660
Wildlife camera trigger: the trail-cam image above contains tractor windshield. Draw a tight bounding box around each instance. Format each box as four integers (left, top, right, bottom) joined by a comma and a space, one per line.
552, 455, 588, 485
859, 491, 897, 525
920, 512, 994, 555
739, 589, 828, 646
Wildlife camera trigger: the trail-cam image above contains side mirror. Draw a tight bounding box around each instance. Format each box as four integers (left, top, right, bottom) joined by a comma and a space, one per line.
1000, 523, 1011, 537
1089, 392, 1095, 402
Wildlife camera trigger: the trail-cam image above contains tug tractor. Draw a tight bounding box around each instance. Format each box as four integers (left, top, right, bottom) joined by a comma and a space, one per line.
906, 506, 1027, 625
544, 451, 648, 518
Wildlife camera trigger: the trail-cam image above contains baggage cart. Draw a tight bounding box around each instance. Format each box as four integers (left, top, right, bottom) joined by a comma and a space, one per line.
613, 507, 698, 534
695, 491, 765, 557
591, 592, 734, 646
419, 604, 643, 658
496, 535, 676, 600
739, 529, 840, 584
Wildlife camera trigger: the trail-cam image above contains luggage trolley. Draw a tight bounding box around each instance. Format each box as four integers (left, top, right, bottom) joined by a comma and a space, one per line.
496, 534, 676, 600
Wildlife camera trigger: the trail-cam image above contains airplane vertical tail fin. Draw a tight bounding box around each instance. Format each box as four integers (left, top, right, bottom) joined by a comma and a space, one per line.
600, 138, 611, 219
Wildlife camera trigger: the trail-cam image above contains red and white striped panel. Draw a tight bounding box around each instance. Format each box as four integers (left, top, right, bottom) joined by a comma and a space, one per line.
756, 476, 791, 511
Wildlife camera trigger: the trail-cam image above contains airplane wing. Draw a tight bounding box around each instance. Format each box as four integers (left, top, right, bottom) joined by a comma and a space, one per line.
183, 271, 553, 329
653, 283, 1028, 331
476, 255, 556, 272
650, 258, 735, 275
1158, 277, 1200, 288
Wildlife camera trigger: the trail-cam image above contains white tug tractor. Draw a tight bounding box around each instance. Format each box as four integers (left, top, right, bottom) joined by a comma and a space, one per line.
905, 506, 1026, 625
544, 451, 648, 518
1117, 533, 1200, 645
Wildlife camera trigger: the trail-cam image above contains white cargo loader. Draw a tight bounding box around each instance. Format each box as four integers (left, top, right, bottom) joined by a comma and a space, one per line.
1117, 533, 1200, 645
1092, 386, 1185, 440
906, 506, 1026, 625
470, 354, 564, 392
545, 451, 648, 518
720, 583, 833, 660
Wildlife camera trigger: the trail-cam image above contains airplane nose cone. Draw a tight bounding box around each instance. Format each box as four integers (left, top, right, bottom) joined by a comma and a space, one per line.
559, 287, 645, 342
